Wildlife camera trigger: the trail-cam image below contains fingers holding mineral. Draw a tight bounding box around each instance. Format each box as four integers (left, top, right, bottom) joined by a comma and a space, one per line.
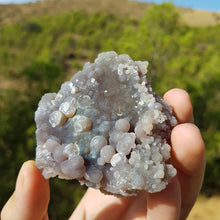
35, 51, 177, 196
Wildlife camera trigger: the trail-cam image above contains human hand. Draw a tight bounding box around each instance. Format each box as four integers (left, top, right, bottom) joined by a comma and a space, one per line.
1, 88, 205, 220
70, 88, 205, 220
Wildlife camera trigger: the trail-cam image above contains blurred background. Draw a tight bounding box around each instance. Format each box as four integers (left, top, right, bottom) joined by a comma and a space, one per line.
0, 0, 219, 219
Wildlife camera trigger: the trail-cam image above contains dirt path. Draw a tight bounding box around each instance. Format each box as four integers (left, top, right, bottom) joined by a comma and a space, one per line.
188, 195, 220, 219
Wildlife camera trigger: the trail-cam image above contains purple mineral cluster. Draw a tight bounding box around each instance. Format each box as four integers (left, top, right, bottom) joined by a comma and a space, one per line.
35, 51, 177, 196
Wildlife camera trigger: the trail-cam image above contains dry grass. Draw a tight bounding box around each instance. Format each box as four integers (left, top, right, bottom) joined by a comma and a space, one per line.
0, 0, 219, 26
188, 195, 220, 220
0, 0, 150, 25
0, 75, 27, 91
177, 7, 220, 26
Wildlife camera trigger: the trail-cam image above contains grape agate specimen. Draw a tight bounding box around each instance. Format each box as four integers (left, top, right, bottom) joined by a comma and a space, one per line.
35, 51, 177, 196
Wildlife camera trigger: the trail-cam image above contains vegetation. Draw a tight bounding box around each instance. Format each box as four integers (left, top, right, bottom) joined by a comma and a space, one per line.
0, 2, 219, 219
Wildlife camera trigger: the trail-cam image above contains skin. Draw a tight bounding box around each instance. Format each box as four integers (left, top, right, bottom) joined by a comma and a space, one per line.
1, 88, 206, 220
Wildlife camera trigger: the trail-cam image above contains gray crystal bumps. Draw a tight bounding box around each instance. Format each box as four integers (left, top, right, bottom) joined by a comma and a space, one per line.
35, 51, 177, 196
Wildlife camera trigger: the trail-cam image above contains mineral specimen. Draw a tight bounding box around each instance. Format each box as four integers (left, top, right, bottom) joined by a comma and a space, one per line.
35, 51, 177, 196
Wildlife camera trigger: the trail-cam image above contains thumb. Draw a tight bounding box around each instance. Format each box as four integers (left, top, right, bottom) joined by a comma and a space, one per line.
1, 160, 50, 220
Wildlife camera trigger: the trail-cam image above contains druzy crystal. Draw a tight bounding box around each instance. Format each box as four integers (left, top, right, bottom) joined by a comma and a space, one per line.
35, 51, 177, 196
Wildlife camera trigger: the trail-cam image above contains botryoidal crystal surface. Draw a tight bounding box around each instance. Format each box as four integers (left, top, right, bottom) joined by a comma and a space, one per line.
35, 51, 177, 196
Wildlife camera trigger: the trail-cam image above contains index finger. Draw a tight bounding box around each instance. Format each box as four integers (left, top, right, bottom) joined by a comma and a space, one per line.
163, 88, 194, 123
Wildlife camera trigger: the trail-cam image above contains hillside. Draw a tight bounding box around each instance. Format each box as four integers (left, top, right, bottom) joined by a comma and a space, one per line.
0, 0, 220, 26
0, 2, 220, 219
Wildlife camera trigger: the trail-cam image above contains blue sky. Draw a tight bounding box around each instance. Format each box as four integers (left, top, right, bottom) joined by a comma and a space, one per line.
138, 0, 220, 12
0, 0, 219, 12
0, 0, 40, 4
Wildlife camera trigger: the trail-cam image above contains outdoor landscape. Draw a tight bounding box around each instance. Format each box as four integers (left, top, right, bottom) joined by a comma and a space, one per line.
0, 0, 220, 219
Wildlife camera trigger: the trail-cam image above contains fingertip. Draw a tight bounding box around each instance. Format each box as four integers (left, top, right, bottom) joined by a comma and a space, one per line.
171, 123, 205, 176
22, 160, 50, 218
163, 88, 194, 123
22, 160, 49, 189
1, 160, 50, 220
16, 160, 49, 198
